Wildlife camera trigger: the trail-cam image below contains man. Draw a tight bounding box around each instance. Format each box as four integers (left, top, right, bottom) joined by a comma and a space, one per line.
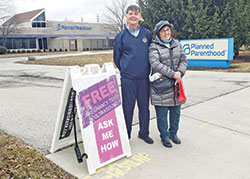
113, 5, 153, 144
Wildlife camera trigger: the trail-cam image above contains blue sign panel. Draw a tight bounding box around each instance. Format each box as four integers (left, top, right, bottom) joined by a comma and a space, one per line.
180, 38, 234, 68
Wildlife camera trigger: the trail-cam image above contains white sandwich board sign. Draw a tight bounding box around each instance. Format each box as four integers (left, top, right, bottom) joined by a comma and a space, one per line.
50, 63, 131, 174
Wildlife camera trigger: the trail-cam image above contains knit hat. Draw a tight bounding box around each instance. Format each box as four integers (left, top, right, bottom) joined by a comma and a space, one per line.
154, 20, 173, 37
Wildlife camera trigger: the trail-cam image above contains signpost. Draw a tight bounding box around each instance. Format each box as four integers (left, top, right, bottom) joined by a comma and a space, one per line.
50, 63, 131, 175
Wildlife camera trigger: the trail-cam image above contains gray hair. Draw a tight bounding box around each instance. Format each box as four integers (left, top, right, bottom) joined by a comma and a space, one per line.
126, 5, 141, 14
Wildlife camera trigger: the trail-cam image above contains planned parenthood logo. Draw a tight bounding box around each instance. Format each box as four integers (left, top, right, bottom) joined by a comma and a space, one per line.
56, 23, 92, 31
181, 39, 229, 60
183, 44, 191, 55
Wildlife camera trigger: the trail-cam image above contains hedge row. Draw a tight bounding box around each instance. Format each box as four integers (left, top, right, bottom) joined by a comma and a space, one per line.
1, 47, 113, 54
5, 49, 67, 54
0, 46, 7, 54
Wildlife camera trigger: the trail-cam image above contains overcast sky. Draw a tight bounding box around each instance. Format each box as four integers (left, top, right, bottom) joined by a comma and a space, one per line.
14, 0, 137, 23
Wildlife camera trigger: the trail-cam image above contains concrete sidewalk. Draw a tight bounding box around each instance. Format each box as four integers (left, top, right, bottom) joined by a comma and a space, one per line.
46, 72, 250, 179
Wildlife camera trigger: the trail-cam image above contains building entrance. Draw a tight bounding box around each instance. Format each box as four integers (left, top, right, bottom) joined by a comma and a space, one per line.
38, 38, 48, 50
69, 39, 77, 51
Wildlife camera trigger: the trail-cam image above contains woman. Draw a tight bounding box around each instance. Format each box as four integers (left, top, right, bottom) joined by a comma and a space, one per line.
149, 20, 187, 148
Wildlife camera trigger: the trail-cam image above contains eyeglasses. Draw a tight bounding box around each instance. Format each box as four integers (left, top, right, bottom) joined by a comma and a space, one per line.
160, 29, 171, 34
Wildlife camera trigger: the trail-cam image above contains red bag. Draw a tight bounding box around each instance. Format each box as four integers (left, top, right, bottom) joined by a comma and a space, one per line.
177, 79, 187, 102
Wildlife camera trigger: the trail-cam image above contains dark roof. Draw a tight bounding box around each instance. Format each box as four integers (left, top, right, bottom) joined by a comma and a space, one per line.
5, 8, 44, 24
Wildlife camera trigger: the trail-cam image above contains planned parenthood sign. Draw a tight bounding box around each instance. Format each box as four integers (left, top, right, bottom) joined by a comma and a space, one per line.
181, 38, 234, 68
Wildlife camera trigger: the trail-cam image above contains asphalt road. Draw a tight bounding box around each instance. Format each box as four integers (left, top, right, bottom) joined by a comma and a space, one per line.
0, 52, 250, 153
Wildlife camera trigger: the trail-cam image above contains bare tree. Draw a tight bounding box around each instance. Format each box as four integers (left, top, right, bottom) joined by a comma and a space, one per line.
0, 17, 20, 47
102, 0, 129, 33
0, 0, 18, 47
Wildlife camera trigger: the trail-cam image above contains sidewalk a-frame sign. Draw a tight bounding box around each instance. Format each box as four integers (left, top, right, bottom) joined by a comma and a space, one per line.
50, 63, 131, 174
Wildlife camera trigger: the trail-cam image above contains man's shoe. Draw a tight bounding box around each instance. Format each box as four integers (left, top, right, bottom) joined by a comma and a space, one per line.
138, 135, 154, 144
169, 135, 181, 144
161, 138, 172, 148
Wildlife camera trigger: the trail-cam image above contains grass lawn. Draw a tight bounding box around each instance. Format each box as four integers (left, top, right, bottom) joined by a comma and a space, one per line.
0, 131, 76, 178
211, 62, 250, 72
17, 51, 250, 73
18, 53, 114, 67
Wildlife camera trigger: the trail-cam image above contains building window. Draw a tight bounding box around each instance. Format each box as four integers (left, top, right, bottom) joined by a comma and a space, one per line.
108, 39, 114, 47
13, 39, 21, 49
21, 39, 29, 49
3, 38, 37, 49
32, 21, 46, 28
43, 38, 47, 49
32, 12, 46, 28
34, 12, 45, 21
6, 39, 13, 49
29, 38, 36, 48
38, 38, 47, 50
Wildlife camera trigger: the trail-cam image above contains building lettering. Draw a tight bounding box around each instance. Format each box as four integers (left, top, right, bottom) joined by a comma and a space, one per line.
56, 23, 92, 31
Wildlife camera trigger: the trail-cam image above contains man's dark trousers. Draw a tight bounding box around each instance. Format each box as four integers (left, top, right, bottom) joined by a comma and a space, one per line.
121, 77, 150, 139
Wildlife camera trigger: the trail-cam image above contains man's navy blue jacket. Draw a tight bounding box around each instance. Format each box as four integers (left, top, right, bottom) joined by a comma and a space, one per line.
113, 27, 152, 79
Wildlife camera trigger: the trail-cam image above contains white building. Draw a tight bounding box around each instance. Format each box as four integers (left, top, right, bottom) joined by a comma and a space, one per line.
1, 9, 117, 51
